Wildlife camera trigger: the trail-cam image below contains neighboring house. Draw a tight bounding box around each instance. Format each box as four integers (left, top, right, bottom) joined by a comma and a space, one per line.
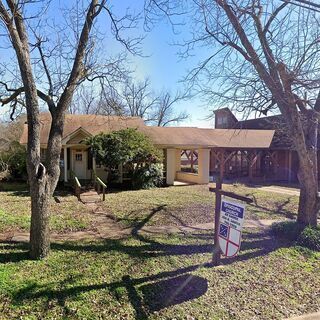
20, 113, 274, 185
213, 108, 315, 182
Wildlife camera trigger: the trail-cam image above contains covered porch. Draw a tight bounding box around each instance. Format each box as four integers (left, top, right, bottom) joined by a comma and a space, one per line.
61, 145, 95, 183
165, 148, 210, 185
209, 148, 298, 183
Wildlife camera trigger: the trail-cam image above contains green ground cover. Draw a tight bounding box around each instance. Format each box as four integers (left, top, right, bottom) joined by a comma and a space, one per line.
101, 184, 299, 227
0, 182, 299, 233
0, 183, 92, 233
0, 229, 319, 319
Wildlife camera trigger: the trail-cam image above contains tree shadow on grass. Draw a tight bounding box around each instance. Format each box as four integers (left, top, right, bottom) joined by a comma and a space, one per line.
0, 242, 29, 263
1, 202, 292, 319
5, 228, 291, 319
11, 258, 210, 320
248, 194, 297, 220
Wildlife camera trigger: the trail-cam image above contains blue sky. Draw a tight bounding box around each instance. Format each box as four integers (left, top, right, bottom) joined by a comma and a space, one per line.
109, 1, 216, 127
0, 0, 222, 127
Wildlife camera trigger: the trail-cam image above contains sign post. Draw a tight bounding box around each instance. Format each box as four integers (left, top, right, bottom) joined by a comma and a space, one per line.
209, 182, 253, 266
212, 178, 222, 266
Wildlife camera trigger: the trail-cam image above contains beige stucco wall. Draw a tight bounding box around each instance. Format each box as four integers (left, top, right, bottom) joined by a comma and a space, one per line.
166, 147, 210, 185
198, 148, 210, 184
166, 149, 176, 185
176, 171, 200, 184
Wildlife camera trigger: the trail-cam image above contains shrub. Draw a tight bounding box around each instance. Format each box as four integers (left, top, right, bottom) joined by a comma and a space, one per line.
297, 226, 320, 251
271, 221, 320, 251
86, 129, 163, 189
131, 163, 163, 189
271, 220, 304, 241
0, 142, 27, 180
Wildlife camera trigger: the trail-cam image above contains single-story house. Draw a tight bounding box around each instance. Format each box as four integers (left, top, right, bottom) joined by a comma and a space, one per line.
20, 113, 275, 185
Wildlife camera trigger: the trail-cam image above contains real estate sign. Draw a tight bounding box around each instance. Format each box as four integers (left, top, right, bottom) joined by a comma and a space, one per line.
218, 198, 246, 257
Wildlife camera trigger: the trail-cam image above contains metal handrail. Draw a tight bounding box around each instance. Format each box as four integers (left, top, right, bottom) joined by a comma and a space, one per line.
93, 170, 107, 201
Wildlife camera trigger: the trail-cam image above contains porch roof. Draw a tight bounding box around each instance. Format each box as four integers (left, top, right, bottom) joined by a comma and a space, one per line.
142, 127, 275, 149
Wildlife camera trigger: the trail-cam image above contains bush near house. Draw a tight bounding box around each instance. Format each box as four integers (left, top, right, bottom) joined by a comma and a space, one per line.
86, 128, 163, 189
0, 141, 27, 181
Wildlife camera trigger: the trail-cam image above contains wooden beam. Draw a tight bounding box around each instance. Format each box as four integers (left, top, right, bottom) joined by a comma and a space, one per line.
209, 187, 254, 204
222, 151, 237, 165
219, 150, 225, 181
191, 149, 194, 171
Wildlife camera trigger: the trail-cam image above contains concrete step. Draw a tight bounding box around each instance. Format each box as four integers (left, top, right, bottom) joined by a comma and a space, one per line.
80, 190, 101, 203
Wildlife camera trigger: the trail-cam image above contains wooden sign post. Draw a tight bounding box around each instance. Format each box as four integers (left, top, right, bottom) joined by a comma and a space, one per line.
209, 179, 253, 266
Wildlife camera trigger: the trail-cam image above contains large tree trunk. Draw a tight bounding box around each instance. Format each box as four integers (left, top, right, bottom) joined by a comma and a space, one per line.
29, 178, 51, 259
280, 105, 319, 226
28, 110, 64, 259
296, 111, 319, 226
298, 185, 319, 226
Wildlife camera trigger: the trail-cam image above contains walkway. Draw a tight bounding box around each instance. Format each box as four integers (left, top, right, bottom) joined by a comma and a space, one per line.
286, 311, 320, 320
1, 218, 279, 243
0, 187, 291, 243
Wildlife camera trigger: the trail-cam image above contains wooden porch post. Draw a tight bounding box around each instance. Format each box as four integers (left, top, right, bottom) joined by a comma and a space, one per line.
220, 150, 225, 181
64, 146, 68, 183
248, 152, 253, 182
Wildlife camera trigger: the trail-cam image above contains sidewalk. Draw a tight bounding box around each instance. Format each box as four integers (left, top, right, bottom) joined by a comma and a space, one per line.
286, 311, 320, 320
257, 185, 300, 197
0, 218, 279, 243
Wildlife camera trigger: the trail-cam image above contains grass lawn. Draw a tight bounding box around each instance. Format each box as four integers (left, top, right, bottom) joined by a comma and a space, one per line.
0, 229, 319, 319
0, 183, 93, 233
101, 184, 299, 228
0, 182, 299, 234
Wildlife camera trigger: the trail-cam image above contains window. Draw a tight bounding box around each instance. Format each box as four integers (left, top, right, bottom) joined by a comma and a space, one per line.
217, 116, 227, 125
75, 153, 83, 161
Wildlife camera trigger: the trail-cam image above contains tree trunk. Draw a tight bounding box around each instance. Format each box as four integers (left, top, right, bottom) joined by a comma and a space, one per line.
298, 185, 319, 226
280, 105, 319, 226
29, 177, 51, 259
28, 111, 64, 259
296, 112, 319, 226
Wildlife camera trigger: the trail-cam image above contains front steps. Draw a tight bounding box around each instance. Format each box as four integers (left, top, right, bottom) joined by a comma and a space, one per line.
79, 189, 102, 204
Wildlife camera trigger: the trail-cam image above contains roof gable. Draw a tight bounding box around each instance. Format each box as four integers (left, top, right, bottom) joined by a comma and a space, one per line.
20, 113, 146, 145
63, 127, 92, 145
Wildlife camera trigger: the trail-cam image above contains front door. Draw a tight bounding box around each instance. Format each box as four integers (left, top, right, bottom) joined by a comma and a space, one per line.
73, 149, 87, 179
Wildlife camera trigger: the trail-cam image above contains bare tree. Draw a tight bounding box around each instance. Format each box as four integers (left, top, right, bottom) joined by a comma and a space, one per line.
151, 91, 189, 126
71, 77, 189, 126
0, 0, 141, 258
121, 77, 158, 122
147, 0, 320, 226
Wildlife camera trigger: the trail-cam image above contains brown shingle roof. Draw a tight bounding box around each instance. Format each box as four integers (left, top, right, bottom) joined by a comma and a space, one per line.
142, 126, 274, 149
20, 113, 145, 145
20, 113, 274, 149
235, 114, 294, 149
